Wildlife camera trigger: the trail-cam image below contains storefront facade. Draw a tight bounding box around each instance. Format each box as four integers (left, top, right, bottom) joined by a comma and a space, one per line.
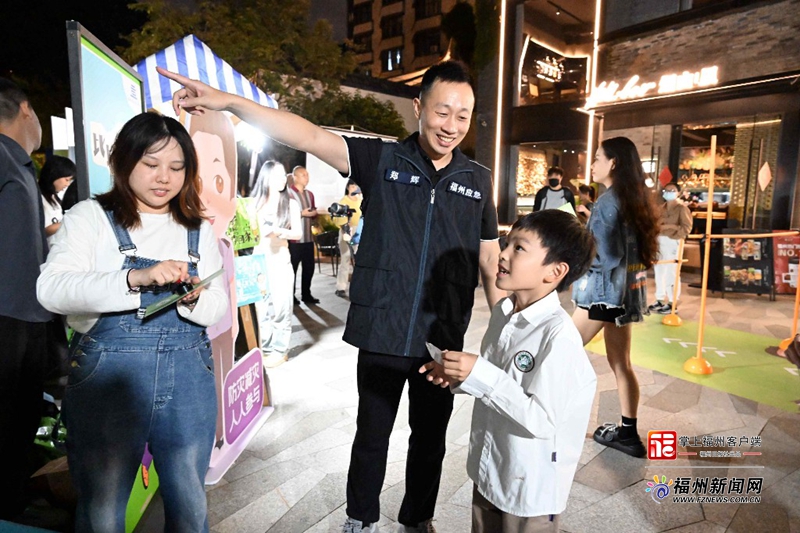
496, 1, 595, 221
589, 0, 800, 230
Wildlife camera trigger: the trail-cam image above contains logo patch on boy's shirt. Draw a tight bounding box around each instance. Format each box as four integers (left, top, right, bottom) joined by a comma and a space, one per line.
446, 181, 482, 201
514, 350, 535, 372
384, 168, 422, 186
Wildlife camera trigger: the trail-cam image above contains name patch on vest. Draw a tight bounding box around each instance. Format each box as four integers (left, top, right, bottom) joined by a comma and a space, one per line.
384, 168, 422, 186
447, 181, 482, 201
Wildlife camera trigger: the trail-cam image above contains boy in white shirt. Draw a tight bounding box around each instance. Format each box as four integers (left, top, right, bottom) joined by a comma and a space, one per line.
421, 210, 597, 532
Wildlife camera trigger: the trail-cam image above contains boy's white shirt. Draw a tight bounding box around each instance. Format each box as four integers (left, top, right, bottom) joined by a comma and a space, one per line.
455, 291, 597, 517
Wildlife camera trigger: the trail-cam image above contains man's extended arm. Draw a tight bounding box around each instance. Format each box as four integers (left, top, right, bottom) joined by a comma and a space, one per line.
157, 67, 350, 173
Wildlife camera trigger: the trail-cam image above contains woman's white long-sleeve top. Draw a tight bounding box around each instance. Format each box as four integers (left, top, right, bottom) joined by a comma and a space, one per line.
37, 199, 227, 333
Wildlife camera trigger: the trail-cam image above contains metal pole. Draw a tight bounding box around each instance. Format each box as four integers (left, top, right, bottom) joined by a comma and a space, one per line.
751, 138, 764, 229
684, 135, 716, 375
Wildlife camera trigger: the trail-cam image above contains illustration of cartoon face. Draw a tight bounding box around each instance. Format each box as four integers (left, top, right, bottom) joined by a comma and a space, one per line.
194, 131, 236, 238
186, 110, 238, 240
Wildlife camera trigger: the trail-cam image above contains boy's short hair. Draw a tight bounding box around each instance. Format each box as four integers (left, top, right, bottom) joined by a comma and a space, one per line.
511, 210, 595, 292
547, 166, 564, 178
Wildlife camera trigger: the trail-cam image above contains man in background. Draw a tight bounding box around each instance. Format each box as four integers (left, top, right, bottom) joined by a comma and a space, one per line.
0, 77, 52, 520
288, 165, 324, 305
533, 166, 576, 212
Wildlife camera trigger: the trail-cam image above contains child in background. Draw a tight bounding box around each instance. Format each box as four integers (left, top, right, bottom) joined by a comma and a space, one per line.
421, 210, 597, 532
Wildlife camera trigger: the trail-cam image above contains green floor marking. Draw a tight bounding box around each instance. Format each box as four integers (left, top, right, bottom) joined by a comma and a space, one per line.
586, 316, 800, 413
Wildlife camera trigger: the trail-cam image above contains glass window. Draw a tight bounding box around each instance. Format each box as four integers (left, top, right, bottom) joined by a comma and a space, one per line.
518, 40, 587, 106
414, 28, 441, 57
352, 3, 373, 26
415, 0, 441, 20
381, 14, 403, 38
381, 47, 403, 72
354, 32, 373, 53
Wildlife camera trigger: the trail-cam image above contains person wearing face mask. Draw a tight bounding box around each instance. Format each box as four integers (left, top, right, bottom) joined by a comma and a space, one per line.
533, 166, 576, 212
649, 183, 692, 314
38, 155, 76, 245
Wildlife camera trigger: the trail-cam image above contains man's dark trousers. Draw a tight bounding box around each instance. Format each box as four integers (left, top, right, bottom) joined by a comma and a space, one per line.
289, 241, 315, 300
0, 316, 48, 519
346, 350, 454, 526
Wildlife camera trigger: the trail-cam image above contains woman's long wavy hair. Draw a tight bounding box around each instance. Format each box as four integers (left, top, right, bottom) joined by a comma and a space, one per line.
97, 112, 203, 230
249, 160, 291, 229
601, 137, 660, 268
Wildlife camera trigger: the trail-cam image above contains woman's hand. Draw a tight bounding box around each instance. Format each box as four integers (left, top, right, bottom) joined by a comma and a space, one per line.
179, 275, 203, 309
128, 260, 189, 288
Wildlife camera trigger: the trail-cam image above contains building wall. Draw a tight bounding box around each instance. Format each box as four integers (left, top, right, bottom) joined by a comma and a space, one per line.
600, 0, 800, 84
350, 0, 475, 79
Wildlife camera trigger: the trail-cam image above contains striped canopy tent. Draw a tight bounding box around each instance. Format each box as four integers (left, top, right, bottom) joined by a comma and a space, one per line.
134, 34, 278, 113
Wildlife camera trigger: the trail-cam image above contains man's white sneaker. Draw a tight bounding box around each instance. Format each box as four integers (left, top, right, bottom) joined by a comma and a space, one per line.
397, 519, 436, 533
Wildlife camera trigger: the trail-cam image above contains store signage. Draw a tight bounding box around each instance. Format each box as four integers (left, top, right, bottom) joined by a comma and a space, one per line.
587, 66, 719, 107
536, 56, 564, 83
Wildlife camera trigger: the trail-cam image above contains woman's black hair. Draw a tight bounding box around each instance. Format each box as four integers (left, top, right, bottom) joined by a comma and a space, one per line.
97, 112, 203, 230
600, 136, 659, 267
39, 155, 76, 208
344, 179, 359, 196
250, 160, 291, 229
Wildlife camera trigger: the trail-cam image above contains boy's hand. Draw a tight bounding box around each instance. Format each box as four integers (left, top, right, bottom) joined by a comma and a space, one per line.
418, 361, 450, 388
441, 351, 478, 382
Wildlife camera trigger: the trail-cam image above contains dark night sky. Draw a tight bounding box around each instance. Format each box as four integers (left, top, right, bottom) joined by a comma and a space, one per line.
0, 0, 348, 142
0, 0, 146, 81
308, 0, 348, 42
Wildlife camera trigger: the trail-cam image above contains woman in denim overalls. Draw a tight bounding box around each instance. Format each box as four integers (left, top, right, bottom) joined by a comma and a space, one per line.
38, 113, 227, 532
572, 136, 660, 459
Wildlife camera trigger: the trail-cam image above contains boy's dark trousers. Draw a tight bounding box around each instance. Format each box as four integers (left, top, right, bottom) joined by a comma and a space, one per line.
346, 349, 454, 526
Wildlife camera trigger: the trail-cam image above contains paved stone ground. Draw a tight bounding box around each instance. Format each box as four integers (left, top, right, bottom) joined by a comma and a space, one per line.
9, 266, 798, 532
204, 268, 800, 533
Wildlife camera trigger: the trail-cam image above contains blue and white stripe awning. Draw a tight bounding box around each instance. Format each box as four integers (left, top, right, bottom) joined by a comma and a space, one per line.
134, 34, 278, 111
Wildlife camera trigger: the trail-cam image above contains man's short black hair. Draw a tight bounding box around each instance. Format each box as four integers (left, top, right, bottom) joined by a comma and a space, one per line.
419, 61, 473, 101
0, 77, 28, 123
579, 184, 596, 201
547, 166, 564, 178
511, 210, 595, 292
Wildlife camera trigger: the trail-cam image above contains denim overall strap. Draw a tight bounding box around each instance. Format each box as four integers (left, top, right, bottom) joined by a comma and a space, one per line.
187, 227, 200, 266
103, 210, 137, 257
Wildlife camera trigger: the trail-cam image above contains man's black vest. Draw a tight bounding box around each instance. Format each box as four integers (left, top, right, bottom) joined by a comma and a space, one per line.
343, 134, 494, 357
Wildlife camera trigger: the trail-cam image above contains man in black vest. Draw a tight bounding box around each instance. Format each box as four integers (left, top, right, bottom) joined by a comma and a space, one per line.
159, 61, 503, 533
